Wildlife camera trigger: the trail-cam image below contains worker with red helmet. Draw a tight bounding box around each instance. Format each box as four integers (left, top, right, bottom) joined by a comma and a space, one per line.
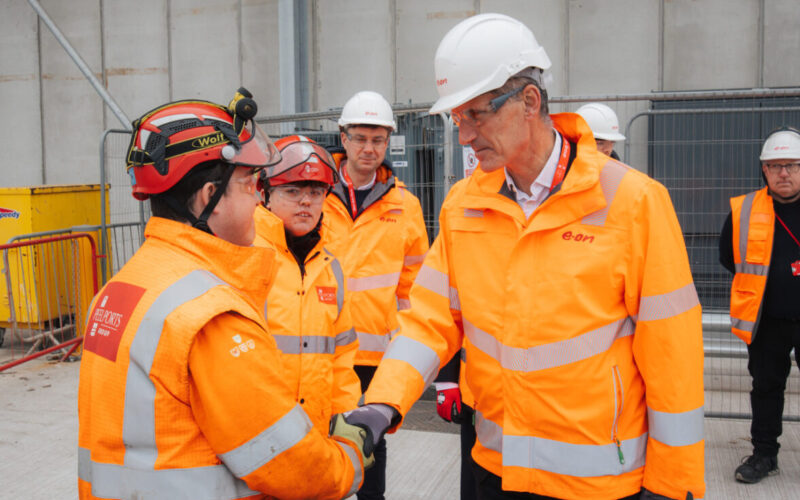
78, 90, 370, 499
252, 135, 361, 436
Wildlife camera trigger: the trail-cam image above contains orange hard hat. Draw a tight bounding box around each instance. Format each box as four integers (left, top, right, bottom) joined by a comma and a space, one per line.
260, 135, 338, 189
126, 89, 281, 200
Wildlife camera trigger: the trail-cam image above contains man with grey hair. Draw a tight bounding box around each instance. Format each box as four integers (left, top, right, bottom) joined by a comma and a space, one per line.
333, 12, 705, 500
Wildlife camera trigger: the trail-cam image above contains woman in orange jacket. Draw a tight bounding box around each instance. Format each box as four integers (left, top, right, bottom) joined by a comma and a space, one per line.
254, 135, 362, 434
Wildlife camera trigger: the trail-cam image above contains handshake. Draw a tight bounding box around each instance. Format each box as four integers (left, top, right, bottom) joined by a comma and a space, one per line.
329, 404, 399, 470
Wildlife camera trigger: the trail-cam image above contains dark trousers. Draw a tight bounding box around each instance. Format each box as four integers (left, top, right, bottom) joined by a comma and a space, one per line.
472, 463, 640, 500
461, 404, 478, 500
747, 316, 800, 458
354, 365, 386, 500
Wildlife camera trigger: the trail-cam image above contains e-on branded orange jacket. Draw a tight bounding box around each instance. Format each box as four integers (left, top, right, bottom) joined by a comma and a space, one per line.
323, 157, 429, 366
729, 187, 775, 344
77, 217, 363, 500
253, 206, 361, 433
365, 114, 705, 499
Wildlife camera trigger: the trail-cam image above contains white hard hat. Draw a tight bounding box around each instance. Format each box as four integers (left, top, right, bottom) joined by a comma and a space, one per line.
338, 91, 396, 131
575, 103, 626, 142
760, 128, 800, 161
429, 13, 551, 115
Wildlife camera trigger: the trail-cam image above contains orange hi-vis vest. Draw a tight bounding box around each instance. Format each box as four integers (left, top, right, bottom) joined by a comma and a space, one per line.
253, 207, 361, 433
323, 161, 429, 366
729, 187, 775, 344
365, 114, 705, 499
78, 217, 362, 500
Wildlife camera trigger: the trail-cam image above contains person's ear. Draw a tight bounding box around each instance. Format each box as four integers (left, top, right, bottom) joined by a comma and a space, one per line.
521, 84, 541, 119
189, 182, 217, 217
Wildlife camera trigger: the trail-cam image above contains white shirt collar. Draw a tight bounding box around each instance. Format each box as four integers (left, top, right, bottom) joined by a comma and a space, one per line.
504, 130, 562, 210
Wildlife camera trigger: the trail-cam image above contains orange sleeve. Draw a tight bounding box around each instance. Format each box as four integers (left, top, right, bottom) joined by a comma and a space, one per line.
331, 295, 361, 414
188, 313, 363, 499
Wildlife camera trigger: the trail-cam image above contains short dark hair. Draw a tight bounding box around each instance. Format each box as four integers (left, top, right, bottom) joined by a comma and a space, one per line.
492, 76, 549, 117
150, 161, 230, 221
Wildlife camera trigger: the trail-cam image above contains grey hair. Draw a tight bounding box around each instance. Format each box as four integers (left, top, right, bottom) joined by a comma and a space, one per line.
492, 67, 550, 117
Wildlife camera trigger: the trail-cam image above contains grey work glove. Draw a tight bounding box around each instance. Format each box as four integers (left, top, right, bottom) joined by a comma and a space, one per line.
336, 404, 399, 456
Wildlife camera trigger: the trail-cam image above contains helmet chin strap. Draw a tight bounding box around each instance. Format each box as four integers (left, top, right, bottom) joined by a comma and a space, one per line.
162, 165, 237, 235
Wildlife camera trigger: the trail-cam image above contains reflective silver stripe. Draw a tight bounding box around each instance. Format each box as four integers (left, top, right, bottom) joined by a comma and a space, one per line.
336, 327, 358, 347
79, 447, 256, 499
341, 441, 363, 498
262, 298, 269, 323
272, 334, 339, 355
637, 283, 699, 322
581, 160, 629, 226
450, 286, 461, 311
397, 298, 411, 310
503, 432, 647, 477
734, 262, 769, 276
475, 410, 503, 453
383, 335, 440, 386
731, 316, 755, 333
124, 270, 227, 469
356, 330, 391, 352
220, 404, 313, 477
464, 317, 634, 372
347, 272, 401, 292
464, 208, 483, 218
647, 405, 704, 447
474, 411, 647, 477
324, 248, 345, 317
738, 191, 756, 263
414, 265, 449, 299
403, 253, 426, 266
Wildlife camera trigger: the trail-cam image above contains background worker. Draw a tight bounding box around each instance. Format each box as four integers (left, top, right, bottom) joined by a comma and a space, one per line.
78, 92, 369, 500
719, 127, 800, 484
253, 134, 361, 434
576, 102, 626, 160
323, 90, 430, 500
339, 13, 705, 500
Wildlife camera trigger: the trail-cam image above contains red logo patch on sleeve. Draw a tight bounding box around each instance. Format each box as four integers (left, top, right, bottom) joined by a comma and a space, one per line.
316, 286, 337, 305
83, 282, 146, 362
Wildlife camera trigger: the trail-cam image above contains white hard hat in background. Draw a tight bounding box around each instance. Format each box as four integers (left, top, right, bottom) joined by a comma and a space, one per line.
575, 103, 626, 142
429, 13, 551, 115
338, 91, 397, 131
759, 128, 800, 161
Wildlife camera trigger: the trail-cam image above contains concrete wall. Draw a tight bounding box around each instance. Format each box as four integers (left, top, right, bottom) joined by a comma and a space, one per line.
1, 0, 798, 188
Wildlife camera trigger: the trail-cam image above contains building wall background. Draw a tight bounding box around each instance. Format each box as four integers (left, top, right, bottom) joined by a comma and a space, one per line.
1, 0, 798, 187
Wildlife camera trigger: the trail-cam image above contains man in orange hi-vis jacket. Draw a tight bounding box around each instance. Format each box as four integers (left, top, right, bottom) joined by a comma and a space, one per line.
323, 90, 429, 500
77, 90, 370, 500
334, 14, 705, 500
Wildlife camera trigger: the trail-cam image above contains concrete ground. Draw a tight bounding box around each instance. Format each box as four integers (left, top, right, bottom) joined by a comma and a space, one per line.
2, 357, 800, 499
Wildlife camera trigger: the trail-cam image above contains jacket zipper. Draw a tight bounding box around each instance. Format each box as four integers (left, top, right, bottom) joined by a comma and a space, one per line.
612, 365, 625, 465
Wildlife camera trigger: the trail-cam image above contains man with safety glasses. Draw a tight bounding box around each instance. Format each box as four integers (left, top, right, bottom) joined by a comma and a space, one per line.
340, 13, 705, 500
78, 90, 369, 499
323, 90, 429, 500
720, 127, 800, 485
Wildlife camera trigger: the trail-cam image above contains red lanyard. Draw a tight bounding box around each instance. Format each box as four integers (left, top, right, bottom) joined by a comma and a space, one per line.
341, 166, 359, 219
776, 213, 800, 249
549, 136, 571, 192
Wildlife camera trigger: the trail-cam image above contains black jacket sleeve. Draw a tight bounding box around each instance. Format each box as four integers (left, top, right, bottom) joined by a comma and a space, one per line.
718, 212, 735, 274
435, 352, 460, 384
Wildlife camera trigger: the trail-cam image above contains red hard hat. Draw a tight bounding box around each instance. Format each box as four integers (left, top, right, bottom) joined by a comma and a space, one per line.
126, 92, 281, 200
261, 135, 338, 188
